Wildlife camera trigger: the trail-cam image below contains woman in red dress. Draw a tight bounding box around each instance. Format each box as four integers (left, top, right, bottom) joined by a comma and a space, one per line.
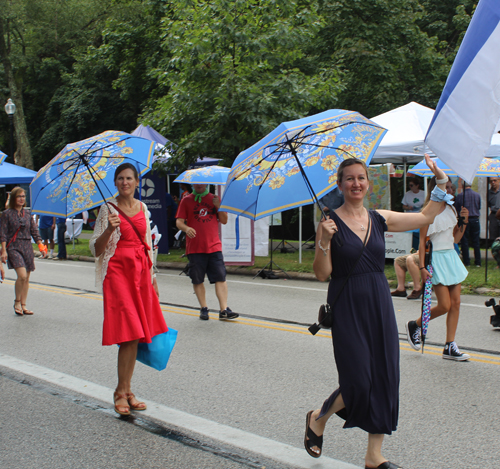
90, 163, 168, 416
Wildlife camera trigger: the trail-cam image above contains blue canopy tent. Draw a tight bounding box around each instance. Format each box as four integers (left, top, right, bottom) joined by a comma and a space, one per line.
0, 162, 37, 207
0, 162, 37, 184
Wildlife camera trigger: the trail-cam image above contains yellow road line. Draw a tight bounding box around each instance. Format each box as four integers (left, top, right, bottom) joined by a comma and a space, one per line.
12, 282, 500, 365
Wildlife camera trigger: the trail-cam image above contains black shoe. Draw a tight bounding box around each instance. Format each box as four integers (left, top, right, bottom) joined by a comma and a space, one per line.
443, 341, 470, 361
405, 320, 421, 351
390, 289, 407, 297
219, 307, 239, 320
199, 307, 209, 320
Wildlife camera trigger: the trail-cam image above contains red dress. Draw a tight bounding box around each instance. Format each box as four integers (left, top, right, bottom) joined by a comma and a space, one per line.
102, 211, 168, 346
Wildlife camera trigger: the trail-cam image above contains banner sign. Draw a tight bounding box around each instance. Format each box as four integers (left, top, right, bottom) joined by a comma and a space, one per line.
141, 172, 169, 254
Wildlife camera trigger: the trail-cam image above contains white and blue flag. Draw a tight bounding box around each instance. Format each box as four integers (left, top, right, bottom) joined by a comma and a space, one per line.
425, 0, 500, 182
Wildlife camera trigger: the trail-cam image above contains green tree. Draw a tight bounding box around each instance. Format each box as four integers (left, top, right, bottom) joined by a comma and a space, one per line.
314, 0, 451, 117
36, 0, 168, 168
0, 0, 111, 168
418, 0, 475, 58
146, 0, 342, 168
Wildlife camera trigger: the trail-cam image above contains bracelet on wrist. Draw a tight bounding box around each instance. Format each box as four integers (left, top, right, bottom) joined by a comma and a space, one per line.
318, 239, 330, 257
419, 267, 426, 270
436, 177, 448, 185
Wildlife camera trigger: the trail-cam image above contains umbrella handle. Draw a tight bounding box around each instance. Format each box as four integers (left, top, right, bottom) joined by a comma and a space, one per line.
286, 140, 342, 247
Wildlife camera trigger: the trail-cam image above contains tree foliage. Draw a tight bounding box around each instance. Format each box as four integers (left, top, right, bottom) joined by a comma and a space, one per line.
0, 0, 475, 171
145, 0, 342, 168
0, 0, 111, 167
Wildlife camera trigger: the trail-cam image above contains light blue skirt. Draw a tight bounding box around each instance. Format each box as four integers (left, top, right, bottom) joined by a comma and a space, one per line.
431, 249, 468, 286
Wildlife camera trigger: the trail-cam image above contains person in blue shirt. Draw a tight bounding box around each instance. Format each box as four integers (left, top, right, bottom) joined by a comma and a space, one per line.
454, 183, 481, 267
37, 215, 55, 259
53, 217, 67, 260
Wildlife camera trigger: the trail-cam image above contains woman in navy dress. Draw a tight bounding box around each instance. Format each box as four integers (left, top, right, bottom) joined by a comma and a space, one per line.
304, 155, 449, 469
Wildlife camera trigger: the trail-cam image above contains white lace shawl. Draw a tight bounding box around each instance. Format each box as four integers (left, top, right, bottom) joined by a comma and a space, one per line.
89, 198, 154, 291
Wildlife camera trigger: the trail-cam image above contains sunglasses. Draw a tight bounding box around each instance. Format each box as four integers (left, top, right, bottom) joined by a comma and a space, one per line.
409, 184, 415, 188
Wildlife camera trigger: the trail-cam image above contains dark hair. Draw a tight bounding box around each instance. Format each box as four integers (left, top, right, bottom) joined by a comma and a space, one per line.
114, 163, 139, 182
409, 178, 420, 187
337, 158, 369, 184
8, 187, 26, 210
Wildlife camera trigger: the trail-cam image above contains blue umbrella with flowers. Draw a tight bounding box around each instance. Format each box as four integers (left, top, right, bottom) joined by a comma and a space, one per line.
173, 165, 230, 186
220, 109, 386, 221
30, 130, 155, 217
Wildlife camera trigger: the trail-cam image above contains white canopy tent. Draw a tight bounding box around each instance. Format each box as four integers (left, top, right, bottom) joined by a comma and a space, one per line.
370, 101, 435, 165
371, 101, 500, 165
485, 132, 500, 157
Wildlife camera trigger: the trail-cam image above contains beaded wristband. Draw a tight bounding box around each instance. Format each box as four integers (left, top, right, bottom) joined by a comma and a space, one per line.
430, 186, 454, 205
318, 239, 330, 256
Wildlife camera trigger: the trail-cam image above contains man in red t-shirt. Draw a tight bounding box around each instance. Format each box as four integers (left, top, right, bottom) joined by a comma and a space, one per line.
176, 184, 238, 321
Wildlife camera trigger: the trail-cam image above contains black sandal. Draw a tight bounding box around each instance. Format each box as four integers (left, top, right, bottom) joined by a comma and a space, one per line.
365, 462, 403, 469
304, 410, 323, 458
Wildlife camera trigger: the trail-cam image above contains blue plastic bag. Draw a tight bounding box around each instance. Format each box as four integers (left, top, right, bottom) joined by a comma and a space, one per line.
136, 328, 178, 371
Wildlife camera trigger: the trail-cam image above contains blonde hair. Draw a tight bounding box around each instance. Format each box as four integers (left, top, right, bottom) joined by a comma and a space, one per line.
8, 187, 26, 210
337, 158, 369, 184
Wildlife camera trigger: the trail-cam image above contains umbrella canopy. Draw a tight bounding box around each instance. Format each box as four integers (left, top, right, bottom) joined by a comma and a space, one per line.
30, 130, 155, 217
409, 157, 500, 178
0, 150, 6, 165
0, 161, 37, 184
220, 109, 386, 220
131, 124, 174, 163
173, 165, 230, 185
131, 124, 220, 167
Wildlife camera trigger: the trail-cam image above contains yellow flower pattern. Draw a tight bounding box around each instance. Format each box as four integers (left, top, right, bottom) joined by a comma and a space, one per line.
227, 111, 385, 199
31, 130, 154, 217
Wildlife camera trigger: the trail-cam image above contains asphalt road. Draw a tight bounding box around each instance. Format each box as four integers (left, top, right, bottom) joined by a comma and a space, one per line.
1, 258, 500, 469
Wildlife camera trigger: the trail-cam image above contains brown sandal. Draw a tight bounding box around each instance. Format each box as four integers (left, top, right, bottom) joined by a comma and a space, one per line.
21, 304, 34, 315
126, 393, 147, 411
113, 392, 131, 416
14, 300, 23, 316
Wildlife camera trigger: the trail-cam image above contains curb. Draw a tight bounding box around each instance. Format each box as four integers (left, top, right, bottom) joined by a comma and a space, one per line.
40, 254, 500, 294
59, 254, 319, 282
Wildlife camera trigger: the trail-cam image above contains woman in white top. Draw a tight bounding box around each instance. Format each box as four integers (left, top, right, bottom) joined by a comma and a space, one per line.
405, 176, 469, 360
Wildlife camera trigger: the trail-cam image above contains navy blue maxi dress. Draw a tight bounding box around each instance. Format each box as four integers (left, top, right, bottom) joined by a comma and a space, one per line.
319, 210, 399, 435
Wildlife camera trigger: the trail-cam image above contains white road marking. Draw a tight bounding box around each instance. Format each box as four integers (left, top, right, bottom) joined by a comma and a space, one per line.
0, 353, 360, 469
159, 272, 328, 292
